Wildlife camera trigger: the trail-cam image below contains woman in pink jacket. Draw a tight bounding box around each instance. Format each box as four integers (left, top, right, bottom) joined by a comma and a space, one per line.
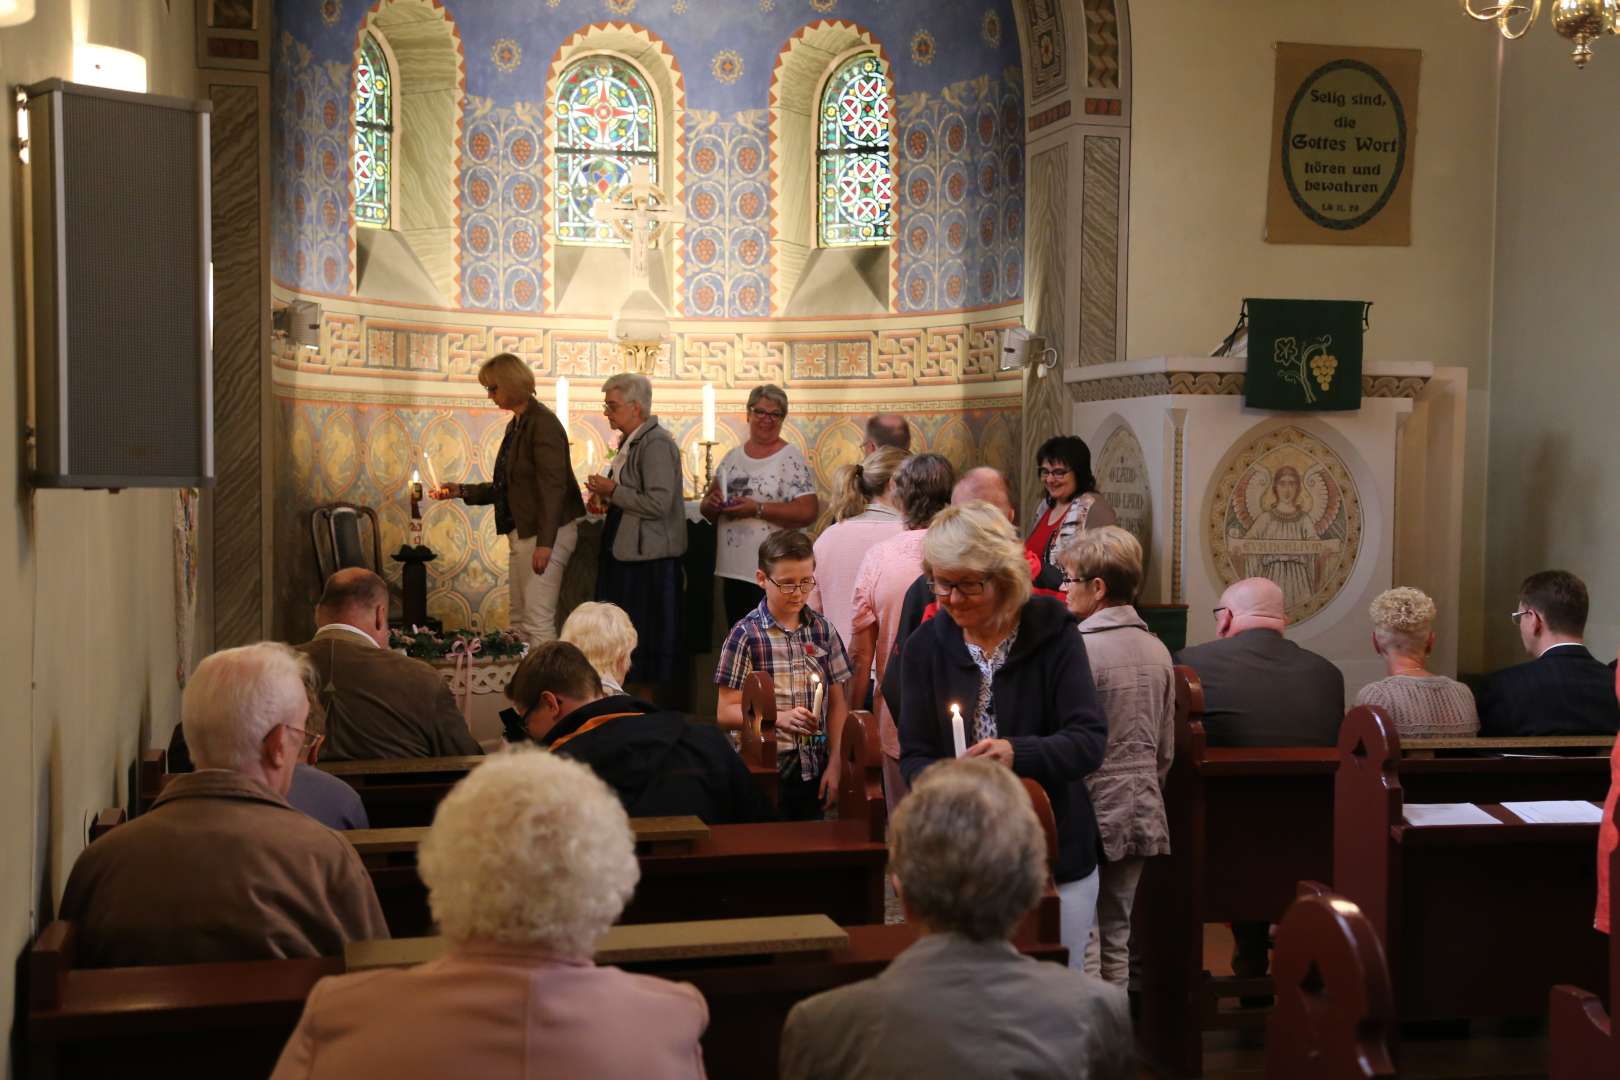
271, 749, 708, 1079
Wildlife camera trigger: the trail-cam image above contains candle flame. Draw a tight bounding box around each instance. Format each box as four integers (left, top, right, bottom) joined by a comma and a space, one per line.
411, 467, 420, 484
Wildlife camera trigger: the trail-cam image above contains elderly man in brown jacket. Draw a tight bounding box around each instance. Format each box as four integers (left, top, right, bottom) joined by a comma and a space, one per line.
296, 568, 483, 761
59, 643, 389, 968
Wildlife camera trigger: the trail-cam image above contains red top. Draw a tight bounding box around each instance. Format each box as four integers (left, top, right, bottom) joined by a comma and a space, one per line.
1597, 658, 1620, 933
1025, 509, 1062, 564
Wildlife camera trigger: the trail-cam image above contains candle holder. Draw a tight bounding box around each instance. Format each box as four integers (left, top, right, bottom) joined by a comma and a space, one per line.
701, 439, 719, 494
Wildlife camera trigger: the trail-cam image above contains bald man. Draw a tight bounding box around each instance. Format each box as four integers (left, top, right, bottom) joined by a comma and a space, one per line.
1172, 578, 1343, 748
863, 413, 912, 454
295, 569, 484, 761
952, 466, 1015, 523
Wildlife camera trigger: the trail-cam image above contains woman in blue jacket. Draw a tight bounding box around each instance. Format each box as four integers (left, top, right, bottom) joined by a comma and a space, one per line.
898, 500, 1108, 965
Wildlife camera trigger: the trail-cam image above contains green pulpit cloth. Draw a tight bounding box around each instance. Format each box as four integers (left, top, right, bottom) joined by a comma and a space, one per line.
1240, 298, 1370, 411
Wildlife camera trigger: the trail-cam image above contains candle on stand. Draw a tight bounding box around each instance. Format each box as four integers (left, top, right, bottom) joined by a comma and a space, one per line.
701, 382, 716, 442
409, 468, 423, 519
555, 376, 569, 438
950, 702, 966, 758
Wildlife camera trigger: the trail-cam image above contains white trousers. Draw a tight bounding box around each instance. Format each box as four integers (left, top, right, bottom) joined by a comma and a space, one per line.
1057, 868, 1101, 972
507, 520, 578, 646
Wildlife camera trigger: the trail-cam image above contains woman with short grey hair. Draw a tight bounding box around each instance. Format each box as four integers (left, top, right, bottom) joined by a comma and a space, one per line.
270, 749, 708, 1078
700, 382, 819, 625
584, 373, 687, 689
779, 759, 1132, 1080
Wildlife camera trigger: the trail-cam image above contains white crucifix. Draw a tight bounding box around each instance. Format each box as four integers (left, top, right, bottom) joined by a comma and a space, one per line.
591, 160, 686, 290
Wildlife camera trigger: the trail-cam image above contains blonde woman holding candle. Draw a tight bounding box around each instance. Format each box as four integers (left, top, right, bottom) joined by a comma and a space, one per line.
896, 501, 1108, 967
433, 354, 584, 645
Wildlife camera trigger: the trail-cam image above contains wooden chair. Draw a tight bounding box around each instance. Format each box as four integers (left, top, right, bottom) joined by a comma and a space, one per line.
310, 502, 383, 582
1548, 798, 1620, 1079
86, 809, 124, 843
1264, 883, 1396, 1079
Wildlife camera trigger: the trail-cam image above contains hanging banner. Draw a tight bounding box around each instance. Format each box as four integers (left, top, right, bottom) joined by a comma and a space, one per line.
1264, 42, 1422, 246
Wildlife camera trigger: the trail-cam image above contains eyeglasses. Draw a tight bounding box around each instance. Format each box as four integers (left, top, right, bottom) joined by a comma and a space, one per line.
930, 577, 989, 598
1060, 574, 1094, 588
281, 725, 322, 753
1509, 609, 1533, 624
765, 574, 816, 595
749, 407, 786, 421
602, 399, 631, 413
1037, 466, 1071, 479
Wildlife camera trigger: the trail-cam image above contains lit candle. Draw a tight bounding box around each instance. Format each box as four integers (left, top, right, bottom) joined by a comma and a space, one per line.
809, 671, 824, 725
950, 703, 966, 758
420, 447, 440, 492
555, 375, 569, 438
701, 381, 716, 442
409, 468, 422, 519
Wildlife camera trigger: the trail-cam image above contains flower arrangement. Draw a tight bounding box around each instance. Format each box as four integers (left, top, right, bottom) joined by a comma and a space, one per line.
389, 625, 528, 663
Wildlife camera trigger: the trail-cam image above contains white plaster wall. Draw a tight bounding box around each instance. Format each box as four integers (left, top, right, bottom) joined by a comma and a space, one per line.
1488, 27, 1620, 671
0, 3, 193, 1071
1123, 2, 1500, 669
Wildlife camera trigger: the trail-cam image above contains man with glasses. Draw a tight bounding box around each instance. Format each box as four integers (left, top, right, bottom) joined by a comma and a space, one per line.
1479, 569, 1620, 737
715, 530, 854, 821
1171, 577, 1341, 988
59, 643, 389, 967
700, 384, 820, 625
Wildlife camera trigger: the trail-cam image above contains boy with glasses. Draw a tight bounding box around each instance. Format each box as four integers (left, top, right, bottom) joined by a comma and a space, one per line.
716, 530, 854, 821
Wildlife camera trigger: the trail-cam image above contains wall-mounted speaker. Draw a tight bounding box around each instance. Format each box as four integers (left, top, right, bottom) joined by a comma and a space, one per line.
24, 79, 214, 489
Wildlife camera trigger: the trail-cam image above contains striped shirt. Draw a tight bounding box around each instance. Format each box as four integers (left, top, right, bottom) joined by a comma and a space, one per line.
716, 601, 853, 780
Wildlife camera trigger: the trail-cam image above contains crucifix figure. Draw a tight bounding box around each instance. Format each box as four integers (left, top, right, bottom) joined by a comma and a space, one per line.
591, 160, 686, 290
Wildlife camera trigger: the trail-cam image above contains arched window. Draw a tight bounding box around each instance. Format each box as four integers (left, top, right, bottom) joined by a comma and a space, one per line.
553, 55, 657, 245
352, 32, 394, 228
817, 53, 894, 248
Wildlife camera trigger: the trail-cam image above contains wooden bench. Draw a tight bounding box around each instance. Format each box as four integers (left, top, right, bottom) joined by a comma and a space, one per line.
739, 669, 781, 808
1548, 794, 1620, 1079
1333, 705, 1607, 1032
356, 712, 889, 936
27, 916, 1065, 1080
1134, 666, 1613, 1077
1264, 882, 1396, 1080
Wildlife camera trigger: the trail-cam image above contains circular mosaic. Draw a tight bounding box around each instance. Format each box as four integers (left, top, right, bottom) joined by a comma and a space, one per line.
811, 418, 865, 493
931, 416, 976, 473
478, 586, 511, 633
423, 415, 474, 484
422, 500, 473, 578
319, 409, 359, 499
365, 412, 411, 493
428, 587, 474, 633
1206, 424, 1363, 625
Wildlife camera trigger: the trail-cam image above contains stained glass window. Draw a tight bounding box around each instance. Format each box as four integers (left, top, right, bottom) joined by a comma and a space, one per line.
554, 56, 657, 245
818, 54, 894, 247
353, 33, 393, 228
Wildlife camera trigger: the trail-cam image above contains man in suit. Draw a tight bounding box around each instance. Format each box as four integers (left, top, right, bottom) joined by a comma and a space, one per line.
1173, 577, 1345, 748
512, 641, 773, 824
1479, 569, 1620, 737
295, 569, 484, 761
779, 758, 1132, 1080
1173, 576, 1344, 984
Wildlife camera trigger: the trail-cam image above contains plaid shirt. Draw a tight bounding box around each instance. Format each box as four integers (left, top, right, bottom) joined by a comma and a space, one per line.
715, 600, 853, 781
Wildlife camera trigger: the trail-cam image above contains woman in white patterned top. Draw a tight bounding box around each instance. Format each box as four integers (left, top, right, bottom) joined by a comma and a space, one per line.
1357, 587, 1479, 738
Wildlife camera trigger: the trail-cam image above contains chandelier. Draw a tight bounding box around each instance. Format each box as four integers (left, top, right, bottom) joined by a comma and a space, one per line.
1462, 0, 1620, 67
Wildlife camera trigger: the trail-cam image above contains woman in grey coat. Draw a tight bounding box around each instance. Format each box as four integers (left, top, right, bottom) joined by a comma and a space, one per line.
1058, 525, 1175, 989
585, 373, 687, 685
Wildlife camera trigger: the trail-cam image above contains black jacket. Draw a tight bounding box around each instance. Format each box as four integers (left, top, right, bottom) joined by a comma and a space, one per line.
1173, 629, 1344, 748
898, 596, 1108, 883
1478, 644, 1620, 737
541, 695, 774, 824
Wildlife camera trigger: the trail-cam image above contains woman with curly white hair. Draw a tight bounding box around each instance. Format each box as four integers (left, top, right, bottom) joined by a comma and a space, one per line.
270, 749, 707, 1079
1358, 586, 1478, 737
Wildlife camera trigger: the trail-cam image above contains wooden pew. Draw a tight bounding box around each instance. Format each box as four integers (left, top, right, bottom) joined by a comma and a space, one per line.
28, 916, 1066, 1080
739, 669, 780, 807
1264, 882, 1396, 1080
1547, 796, 1620, 1080
1134, 667, 1614, 1077
357, 711, 890, 937
87, 808, 124, 842
1333, 705, 1607, 1030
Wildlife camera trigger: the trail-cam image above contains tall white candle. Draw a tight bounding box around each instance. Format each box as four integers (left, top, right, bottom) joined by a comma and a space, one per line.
701, 382, 716, 442
585, 441, 595, 466
809, 671, 824, 726
555, 376, 569, 438
950, 703, 966, 758
420, 448, 440, 491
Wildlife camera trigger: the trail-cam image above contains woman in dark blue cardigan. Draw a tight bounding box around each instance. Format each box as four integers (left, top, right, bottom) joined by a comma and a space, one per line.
898, 500, 1108, 967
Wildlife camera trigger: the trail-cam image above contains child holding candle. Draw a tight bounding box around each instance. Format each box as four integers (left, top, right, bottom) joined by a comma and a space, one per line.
715, 530, 853, 821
